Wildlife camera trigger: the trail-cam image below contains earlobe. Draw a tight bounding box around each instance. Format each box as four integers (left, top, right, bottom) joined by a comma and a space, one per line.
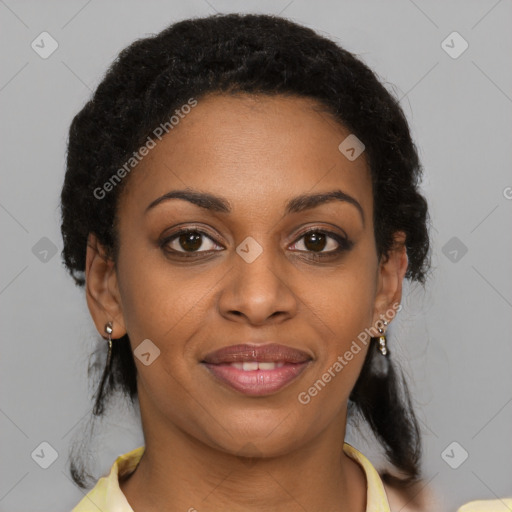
85, 233, 126, 339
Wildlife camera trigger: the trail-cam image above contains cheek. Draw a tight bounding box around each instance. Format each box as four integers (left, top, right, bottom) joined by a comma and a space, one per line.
115, 239, 203, 341
297, 266, 374, 398
115, 254, 224, 402
302, 267, 375, 344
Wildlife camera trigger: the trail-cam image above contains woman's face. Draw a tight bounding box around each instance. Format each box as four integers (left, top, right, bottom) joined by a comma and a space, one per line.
87, 92, 406, 457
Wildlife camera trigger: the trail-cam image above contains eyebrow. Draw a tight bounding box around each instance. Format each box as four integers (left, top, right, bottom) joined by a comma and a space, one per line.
145, 188, 365, 226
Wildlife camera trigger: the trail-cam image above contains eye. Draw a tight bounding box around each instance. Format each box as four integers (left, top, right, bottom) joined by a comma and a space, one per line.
159, 228, 223, 256
159, 226, 353, 260
289, 228, 353, 257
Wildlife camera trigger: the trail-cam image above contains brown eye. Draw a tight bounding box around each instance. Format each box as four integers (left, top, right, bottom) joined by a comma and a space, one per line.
302, 231, 327, 252
160, 229, 222, 255
177, 231, 203, 252
290, 229, 351, 255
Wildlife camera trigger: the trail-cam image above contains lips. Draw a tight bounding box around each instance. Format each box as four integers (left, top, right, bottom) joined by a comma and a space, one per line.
201, 343, 312, 364
201, 343, 313, 396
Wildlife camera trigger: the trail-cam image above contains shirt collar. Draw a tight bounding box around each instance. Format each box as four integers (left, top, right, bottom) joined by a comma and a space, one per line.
72, 442, 390, 511
343, 442, 391, 512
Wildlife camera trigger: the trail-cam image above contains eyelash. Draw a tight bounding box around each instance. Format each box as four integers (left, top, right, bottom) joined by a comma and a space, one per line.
159, 227, 353, 260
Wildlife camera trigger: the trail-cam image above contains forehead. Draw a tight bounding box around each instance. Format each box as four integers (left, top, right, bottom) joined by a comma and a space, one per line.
118, 93, 373, 219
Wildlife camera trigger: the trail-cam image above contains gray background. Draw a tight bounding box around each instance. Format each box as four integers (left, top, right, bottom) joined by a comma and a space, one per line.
1, 0, 511, 511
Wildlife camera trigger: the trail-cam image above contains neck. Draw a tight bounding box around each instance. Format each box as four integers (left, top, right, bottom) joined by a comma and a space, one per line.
120, 402, 367, 511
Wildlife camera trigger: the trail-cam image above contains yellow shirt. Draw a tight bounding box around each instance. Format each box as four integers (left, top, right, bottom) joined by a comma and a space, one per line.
70, 443, 512, 512
457, 501, 512, 512
70, 442, 391, 511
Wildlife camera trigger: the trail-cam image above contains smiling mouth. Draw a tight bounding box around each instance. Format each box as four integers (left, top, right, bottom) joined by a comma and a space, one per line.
200, 342, 313, 396
201, 360, 312, 396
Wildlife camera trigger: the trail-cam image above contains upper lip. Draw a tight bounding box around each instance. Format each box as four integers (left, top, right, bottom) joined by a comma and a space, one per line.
201, 343, 313, 364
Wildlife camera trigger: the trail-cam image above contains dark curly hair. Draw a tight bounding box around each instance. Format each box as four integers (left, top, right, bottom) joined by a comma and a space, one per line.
60, 12, 432, 494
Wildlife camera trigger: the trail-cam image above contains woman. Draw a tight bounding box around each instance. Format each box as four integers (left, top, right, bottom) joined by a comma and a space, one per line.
61, 12, 505, 512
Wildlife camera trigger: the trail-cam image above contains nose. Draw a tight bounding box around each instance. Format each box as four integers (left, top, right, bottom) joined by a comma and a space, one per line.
217, 239, 298, 326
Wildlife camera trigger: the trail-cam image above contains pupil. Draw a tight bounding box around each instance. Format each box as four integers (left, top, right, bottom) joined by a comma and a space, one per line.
304, 232, 326, 252
180, 232, 202, 251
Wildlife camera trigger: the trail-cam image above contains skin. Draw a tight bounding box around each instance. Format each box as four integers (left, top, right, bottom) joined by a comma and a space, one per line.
85, 92, 409, 512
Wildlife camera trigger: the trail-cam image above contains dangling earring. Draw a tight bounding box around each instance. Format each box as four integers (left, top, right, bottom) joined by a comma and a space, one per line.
105, 321, 113, 368
93, 321, 114, 416
371, 319, 390, 377
377, 319, 389, 356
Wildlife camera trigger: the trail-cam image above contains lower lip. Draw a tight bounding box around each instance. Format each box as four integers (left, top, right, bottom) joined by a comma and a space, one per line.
202, 362, 311, 396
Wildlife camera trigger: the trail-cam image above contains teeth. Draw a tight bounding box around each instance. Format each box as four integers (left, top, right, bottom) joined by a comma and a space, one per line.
229, 361, 287, 371
258, 362, 277, 370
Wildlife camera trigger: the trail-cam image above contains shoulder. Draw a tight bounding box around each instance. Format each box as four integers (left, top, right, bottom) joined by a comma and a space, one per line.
384, 484, 512, 512
382, 479, 439, 512
70, 446, 144, 512
456, 499, 512, 511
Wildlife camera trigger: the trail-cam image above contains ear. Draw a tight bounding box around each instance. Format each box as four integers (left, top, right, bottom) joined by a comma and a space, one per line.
373, 231, 408, 325
85, 232, 127, 340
